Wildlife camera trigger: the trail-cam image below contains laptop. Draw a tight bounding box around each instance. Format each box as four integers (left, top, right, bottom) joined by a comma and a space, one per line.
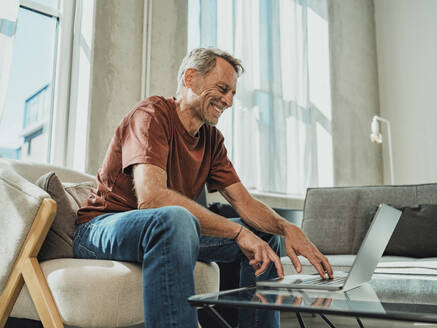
257, 203, 402, 291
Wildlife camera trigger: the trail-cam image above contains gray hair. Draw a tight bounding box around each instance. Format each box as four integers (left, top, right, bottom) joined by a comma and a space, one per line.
176, 47, 245, 95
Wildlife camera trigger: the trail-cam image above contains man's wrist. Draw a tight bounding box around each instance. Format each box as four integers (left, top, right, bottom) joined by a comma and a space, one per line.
233, 225, 243, 240
281, 220, 298, 237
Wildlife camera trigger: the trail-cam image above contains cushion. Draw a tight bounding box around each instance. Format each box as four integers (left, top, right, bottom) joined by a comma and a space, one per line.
36, 172, 94, 261
281, 255, 437, 275
301, 184, 437, 254
11, 259, 219, 327
0, 158, 96, 184
384, 204, 437, 258
0, 167, 49, 293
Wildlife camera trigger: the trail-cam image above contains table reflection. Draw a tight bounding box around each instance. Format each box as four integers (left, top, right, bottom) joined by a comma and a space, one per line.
252, 283, 385, 314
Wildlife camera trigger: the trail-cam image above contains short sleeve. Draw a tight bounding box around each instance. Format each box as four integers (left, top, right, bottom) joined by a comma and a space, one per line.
206, 129, 240, 193
119, 104, 170, 174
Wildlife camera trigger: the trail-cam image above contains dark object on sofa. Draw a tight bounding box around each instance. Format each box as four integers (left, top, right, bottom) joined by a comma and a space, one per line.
384, 204, 437, 258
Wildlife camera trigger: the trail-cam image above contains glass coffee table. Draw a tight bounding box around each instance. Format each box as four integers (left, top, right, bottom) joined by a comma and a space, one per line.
188, 274, 437, 328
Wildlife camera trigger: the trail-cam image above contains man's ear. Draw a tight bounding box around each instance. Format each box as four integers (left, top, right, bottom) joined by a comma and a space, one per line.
184, 68, 198, 89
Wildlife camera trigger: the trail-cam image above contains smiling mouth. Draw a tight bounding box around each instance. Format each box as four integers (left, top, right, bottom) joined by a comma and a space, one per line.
211, 102, 225, 116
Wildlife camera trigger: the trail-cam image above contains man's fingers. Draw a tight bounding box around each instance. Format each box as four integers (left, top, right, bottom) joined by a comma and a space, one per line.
275, 294, 284, 305
249, 247, 267, 275
321, 256, 333, 278
255, 249, 270, 276
284, 226, 334, 279
254, 293, 268, 304
287, 248, 302, 273
308, 256, 327, 279
254, 245, 263, 264
312, 246, 333, 278
312, 297, 324, 307
268, 248, 284, 278
292, 295, 303, 306
312, 297, 332, 308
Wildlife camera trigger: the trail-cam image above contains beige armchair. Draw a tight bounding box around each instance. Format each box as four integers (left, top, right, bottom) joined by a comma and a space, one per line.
0, 159, 219, 327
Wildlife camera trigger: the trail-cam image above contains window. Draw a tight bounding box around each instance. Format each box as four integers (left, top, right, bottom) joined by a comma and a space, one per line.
188, 0, 333, 196
0, 0, 74, 164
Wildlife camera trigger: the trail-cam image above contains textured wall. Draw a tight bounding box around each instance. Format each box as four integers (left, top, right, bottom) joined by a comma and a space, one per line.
147, 0, 188, 97
329, 0, 383, 186
375, 0, 437, 184
85, 0, 188, 174
86, 0, 144, 174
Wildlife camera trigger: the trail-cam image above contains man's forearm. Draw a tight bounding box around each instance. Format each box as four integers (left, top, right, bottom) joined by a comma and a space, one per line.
138, 188, 241, 239
233, 197, 292, 236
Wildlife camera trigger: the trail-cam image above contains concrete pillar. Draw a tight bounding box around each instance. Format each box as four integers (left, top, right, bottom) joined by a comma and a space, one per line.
85, 0, 188, 175
328, 0, 383, 186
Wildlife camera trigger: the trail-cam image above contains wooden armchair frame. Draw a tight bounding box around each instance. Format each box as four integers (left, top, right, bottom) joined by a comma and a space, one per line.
0, 199, 64, 328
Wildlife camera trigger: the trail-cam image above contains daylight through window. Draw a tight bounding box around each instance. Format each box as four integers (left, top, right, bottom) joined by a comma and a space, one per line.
0, 1, 59, 163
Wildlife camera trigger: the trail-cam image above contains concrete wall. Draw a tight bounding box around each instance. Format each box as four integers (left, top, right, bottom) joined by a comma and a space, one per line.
374, 0, 437, 184
85, 0, 188, 175
328, 0, 383, 186
146, 0, 188, 97
86, 0, 144, 174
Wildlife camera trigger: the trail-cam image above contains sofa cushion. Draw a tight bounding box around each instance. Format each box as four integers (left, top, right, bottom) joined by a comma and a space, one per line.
384, 204, 437, 258
302, 184, 437, 255
11, 259, 219, 327
36, 172, 94, 261
0, 167, 49, 294
281, 255, 437, 276
0, 158, 96, 184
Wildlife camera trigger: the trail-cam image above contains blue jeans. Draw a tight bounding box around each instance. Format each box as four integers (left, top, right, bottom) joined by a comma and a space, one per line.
73, 206, 280, 328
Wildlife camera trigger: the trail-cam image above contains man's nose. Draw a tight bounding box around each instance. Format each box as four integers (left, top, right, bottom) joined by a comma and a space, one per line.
222, 92, 233, 108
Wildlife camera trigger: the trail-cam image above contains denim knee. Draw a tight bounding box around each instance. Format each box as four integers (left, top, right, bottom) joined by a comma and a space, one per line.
160, 206, 200, 236
141, 206, 200, 255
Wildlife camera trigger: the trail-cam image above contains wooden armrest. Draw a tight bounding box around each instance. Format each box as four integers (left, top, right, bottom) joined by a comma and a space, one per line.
0, 198, 63, 328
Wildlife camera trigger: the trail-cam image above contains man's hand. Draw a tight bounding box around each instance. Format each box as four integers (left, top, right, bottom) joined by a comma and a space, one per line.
220, 182, 332, 279
235, 227, 284, 278
283, 225, 333, 279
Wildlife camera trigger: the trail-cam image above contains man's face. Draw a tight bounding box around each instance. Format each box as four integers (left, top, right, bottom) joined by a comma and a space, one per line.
187, 57, 238, 126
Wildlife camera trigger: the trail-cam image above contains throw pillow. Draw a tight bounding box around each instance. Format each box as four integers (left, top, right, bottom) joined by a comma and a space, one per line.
384, 204, 437, 258
36, 171, 94, 261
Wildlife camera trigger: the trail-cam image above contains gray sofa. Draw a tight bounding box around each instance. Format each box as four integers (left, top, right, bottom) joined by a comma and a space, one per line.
281, 184, 437, 302
0, 159, 219, 327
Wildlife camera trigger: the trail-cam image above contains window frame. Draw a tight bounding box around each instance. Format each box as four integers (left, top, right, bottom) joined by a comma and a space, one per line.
18, 0, 75, 166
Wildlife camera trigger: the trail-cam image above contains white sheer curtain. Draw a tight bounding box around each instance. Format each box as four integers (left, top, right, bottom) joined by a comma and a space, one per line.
0, 0, 19, 121
188, 0, 333, 196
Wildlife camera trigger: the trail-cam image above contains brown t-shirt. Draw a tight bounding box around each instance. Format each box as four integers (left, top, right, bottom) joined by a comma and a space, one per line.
77, 96, 240, 224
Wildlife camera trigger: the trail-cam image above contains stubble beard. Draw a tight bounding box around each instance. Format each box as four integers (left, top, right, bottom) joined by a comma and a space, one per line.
199, 95, 219, 126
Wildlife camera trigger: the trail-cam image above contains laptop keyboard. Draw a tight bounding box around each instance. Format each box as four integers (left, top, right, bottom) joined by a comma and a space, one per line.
297, 276, 346, 286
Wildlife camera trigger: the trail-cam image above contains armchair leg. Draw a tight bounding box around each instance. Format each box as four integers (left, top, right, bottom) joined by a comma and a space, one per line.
0, 267, 25, 327
0, 199, 63, 328
22, 258, 63, 328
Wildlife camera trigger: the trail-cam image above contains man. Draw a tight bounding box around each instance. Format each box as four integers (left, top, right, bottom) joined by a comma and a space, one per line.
74, 47, 332, 327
